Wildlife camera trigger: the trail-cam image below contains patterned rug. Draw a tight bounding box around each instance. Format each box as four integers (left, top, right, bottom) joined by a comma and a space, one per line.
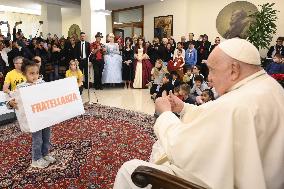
0, 104, 156, 188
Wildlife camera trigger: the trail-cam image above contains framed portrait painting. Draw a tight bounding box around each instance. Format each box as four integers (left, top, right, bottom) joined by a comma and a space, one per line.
216, 1, 258, 39
154, 15, 173, 39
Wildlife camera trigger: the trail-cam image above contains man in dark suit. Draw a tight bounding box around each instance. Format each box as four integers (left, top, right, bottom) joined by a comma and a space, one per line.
75, 32, 91, 89
7, 41, 23, 70
158, 38, 169, 65
184, 33, 196, 50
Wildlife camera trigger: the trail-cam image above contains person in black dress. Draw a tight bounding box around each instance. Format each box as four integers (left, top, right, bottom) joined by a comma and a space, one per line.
196, 34, 211, 80
64, 37, 77, 66
122, 37, 134, 88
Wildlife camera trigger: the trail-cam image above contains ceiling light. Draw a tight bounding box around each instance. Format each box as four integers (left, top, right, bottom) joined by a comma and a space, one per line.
160, 0, 164, 1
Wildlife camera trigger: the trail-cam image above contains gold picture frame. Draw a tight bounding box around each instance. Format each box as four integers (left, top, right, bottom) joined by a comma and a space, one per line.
216, 1, 258, 39
154, 15, 173, 38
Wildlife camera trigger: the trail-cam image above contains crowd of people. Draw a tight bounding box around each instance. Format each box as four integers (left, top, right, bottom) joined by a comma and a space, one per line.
0, 18, 283, 189
114, 38, 284, 189
1, 24, 283, 93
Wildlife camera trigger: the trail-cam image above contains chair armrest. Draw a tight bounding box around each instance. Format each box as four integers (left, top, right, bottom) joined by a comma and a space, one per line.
131, 165, 206, 189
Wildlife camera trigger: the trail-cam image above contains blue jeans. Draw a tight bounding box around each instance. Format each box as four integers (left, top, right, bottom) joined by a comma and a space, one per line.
49, 65, 59, 81
32, 127, 51, 161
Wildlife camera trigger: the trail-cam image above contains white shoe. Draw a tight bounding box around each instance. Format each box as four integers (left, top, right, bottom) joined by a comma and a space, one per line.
31, 158, 50, 168
43, 155, 56, 164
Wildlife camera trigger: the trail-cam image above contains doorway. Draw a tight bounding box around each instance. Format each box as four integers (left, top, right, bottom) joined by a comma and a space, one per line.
112, 6, 144, 40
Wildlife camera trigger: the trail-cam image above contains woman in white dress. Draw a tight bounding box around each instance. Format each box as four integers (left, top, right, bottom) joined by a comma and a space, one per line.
133, 37, 153, 88
102, 33, 122, 85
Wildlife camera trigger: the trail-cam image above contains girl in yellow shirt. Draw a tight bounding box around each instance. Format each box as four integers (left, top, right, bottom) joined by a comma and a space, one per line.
65, 59, 84, 94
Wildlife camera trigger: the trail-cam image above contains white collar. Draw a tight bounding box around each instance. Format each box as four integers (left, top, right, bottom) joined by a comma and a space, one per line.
229, 69, 266, 92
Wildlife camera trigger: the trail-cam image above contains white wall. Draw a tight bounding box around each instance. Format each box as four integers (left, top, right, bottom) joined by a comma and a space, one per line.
62, 7, 111, 42
0, 0, 41, 11
106, 15, 112, 35
144, 0, 189, 42
0, 12, 40, 38
62, 7, 81, 38
46, 4, 62, 37
141, 0, 284, 56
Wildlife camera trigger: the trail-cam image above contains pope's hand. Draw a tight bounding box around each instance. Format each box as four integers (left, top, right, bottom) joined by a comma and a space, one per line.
168, 91, 184, 113
155, 91, 171, 114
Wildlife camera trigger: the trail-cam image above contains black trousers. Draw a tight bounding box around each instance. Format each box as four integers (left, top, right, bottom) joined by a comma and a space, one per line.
79, 58, 89, 88
93, 59, 104, 89
79, 86, 83, 95
150, 84, 158, 95
200, 63, 209, 81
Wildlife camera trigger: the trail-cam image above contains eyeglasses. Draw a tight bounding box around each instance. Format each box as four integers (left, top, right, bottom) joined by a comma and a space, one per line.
276, 40, 282, 42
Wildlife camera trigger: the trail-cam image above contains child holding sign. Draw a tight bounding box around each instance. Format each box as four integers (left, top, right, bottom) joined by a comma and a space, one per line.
7, 59, 56, 169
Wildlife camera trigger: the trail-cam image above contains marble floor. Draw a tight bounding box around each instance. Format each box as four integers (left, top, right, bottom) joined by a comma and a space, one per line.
81, 87, 155, 115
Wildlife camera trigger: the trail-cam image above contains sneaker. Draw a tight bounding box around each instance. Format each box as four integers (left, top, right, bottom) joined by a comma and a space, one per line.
43, 155, 56, 164
31, 158, 50, 168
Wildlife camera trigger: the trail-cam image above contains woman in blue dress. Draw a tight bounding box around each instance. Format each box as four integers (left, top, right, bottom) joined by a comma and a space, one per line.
102, 33, 122, 85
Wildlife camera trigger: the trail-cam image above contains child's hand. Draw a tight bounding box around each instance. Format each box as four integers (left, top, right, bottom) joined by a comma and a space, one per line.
9, 99, 18, 109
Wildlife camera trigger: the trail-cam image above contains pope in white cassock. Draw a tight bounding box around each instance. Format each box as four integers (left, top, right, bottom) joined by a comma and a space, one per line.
113, 38, 284, 189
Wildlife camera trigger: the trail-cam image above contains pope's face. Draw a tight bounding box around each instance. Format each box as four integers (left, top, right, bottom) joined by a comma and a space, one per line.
207, 47, 233, 95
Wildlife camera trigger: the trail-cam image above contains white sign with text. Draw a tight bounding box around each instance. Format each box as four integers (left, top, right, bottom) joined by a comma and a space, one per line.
14, 77, 85, 132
